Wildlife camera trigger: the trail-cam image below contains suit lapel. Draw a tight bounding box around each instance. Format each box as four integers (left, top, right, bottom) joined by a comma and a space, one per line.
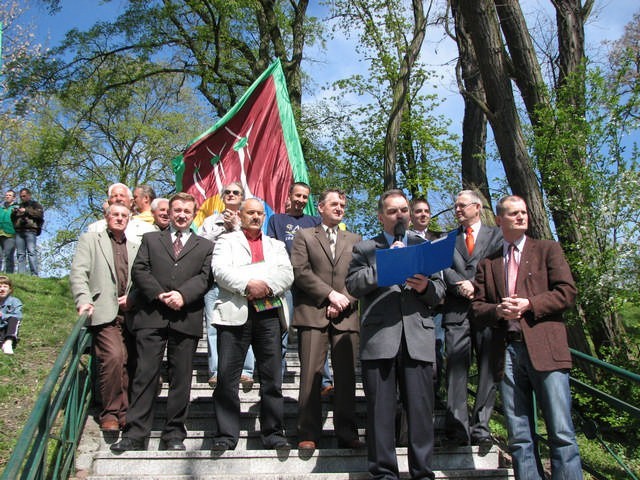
515, 237, 534, 295
455, 226, 470, 261
177, 233, 200, 260
314, 226, 334, 263
491, 253, 507, 299
160, 230, 176, 259
97, 232, 116, 280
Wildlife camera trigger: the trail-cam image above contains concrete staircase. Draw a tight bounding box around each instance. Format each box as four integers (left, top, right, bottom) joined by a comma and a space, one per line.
74, 329, 514, 479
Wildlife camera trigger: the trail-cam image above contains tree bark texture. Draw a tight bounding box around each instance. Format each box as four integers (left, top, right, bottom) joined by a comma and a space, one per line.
456, 0, 552, 239
450, 0, 491, 217
383, 0, 428, 190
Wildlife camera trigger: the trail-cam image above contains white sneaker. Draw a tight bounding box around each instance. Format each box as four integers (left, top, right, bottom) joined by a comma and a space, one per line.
2, 341, 14, 354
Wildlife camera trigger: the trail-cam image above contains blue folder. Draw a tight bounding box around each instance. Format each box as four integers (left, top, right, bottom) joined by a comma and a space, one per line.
375, 231, 456, 287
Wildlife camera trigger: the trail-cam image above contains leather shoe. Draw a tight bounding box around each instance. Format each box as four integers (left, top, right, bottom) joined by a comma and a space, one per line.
297, 440, 316, 450
110, 438, 145, 452
265, 437, 290, 450
100, 420, 120, 432
212, 440, 233, 451
163, 439, 186, 450
472, 436, 493, 447
338, 438, 366, 449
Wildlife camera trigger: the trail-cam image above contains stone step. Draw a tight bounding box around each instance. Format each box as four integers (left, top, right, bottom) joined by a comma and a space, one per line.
90, 446, 502, 476
88, 469, 513, 480
179, 381, 364, 398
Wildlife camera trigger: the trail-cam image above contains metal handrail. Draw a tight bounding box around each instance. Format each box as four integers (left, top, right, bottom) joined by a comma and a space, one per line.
568, 348, 640, 480
1, 314, 93, 480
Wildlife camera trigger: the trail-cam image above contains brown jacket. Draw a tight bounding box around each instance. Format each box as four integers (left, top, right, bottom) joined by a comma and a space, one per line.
471, 237, 577, 378
291, 225, 361, 331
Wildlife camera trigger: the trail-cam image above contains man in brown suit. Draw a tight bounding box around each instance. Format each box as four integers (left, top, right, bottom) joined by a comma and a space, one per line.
290, 188, 363, 451
471, 195, 582, 480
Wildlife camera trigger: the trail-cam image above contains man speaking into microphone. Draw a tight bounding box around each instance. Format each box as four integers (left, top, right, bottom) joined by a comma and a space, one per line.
346, 189, 445, 480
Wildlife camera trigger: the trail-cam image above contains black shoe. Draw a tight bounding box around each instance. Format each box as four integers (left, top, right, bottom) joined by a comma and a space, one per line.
212, 439, 234, 451
264, 437, 291, 450
163, 439, 186, 451
472, 436, 493, 447
110, 437, 145, 452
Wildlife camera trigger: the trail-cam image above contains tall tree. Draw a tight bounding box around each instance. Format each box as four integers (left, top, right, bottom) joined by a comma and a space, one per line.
17, 0, 320, 119
328, 0, 438, 191
448, 0, 493, 224
453, 0, 552, 239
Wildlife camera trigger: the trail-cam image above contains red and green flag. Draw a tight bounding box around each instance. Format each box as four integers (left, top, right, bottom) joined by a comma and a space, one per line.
173, 58, 313, 226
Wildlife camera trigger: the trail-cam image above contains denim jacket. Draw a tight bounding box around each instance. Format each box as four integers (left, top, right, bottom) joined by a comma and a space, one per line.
0, 295, 23, 330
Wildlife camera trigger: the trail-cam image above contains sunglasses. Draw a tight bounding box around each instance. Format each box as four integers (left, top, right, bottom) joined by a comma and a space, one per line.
223, 190, 242, 196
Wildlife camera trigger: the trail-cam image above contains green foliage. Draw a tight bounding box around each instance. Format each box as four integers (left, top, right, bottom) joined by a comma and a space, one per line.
0, 275, 77, 470
532, 63, 640, 350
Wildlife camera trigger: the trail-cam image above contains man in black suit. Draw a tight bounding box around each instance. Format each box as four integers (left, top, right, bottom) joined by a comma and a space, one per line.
346, 189, 445, 480
442, 190, 502, 446
111, 192, 213, 452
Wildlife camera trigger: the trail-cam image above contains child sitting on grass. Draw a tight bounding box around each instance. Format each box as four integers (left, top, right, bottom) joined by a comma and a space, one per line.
0, 275, 23, 355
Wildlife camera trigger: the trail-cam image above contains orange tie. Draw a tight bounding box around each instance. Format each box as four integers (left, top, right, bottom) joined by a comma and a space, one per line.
465, 226, 475, 255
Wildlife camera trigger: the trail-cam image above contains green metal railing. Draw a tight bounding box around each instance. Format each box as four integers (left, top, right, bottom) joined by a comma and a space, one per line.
569, 348, 640, 480
1, 314, 93, 480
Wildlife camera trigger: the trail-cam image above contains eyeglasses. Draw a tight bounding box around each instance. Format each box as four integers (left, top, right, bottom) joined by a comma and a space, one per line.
223, 190, 242, 196
454, 202, 477, 210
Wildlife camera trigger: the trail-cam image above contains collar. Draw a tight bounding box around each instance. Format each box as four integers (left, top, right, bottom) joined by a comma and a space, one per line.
382, 230, 406, 246
463, 220, 481, 236
502, 235, 526, 255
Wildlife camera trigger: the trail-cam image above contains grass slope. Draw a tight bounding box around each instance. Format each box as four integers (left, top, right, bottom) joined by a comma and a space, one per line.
0, 275, 77, 471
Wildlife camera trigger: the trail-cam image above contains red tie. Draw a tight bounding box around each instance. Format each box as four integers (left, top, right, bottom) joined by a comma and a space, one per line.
173, 231, 183, 258
507, 243, 518, 295
465, 226, 475, 255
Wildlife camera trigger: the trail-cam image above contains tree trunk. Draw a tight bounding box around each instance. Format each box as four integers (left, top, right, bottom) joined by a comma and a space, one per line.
450, 0, 491, 221
456, 0, 552, 240
383, 0, 428, 190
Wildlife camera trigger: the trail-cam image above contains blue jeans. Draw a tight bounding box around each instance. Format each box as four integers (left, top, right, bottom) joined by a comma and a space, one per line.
0, 236, 16, 273
204, 286, 254, 379
15, 231, 38, 275
500, 341, 583, 480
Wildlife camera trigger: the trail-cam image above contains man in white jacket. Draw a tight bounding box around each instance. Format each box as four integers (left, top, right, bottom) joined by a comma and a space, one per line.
211, 198, 293, 451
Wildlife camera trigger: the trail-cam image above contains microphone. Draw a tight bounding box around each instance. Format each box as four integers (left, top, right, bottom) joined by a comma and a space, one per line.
393, 221, 406, 243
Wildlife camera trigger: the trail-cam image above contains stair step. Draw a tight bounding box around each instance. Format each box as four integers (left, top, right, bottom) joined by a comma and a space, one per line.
87, 469, 513, 480
90, 446, 502, 476
76, 330, 514, 479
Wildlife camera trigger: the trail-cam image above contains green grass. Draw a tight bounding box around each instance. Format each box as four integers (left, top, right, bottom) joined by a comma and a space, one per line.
0, 275, 77, 471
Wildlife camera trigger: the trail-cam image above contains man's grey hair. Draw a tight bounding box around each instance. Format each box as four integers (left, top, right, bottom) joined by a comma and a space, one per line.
457, 189, 483, 205
239, 198, 265, 212
105, 203, 131, 216
134, 184, 156, 202
223, 181, 245, 200
151, 197, 169, 211
108, 183, 133, 199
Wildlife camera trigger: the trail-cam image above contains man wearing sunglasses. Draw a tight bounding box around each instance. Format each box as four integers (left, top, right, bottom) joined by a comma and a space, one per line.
198, 182, 255, 391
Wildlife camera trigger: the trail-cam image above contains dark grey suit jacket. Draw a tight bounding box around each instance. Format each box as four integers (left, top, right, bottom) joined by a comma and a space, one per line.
346, 232, 445, 362
442, 224, 502, 325
129, 230, 213, 337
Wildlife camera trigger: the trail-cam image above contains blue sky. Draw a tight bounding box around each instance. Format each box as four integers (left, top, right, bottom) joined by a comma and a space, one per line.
13, 0, 640, 275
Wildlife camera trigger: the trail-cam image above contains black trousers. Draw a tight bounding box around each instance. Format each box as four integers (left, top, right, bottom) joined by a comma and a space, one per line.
213, 308, 285, 448
124, 327, 198, 443
362, 337, 435, 480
